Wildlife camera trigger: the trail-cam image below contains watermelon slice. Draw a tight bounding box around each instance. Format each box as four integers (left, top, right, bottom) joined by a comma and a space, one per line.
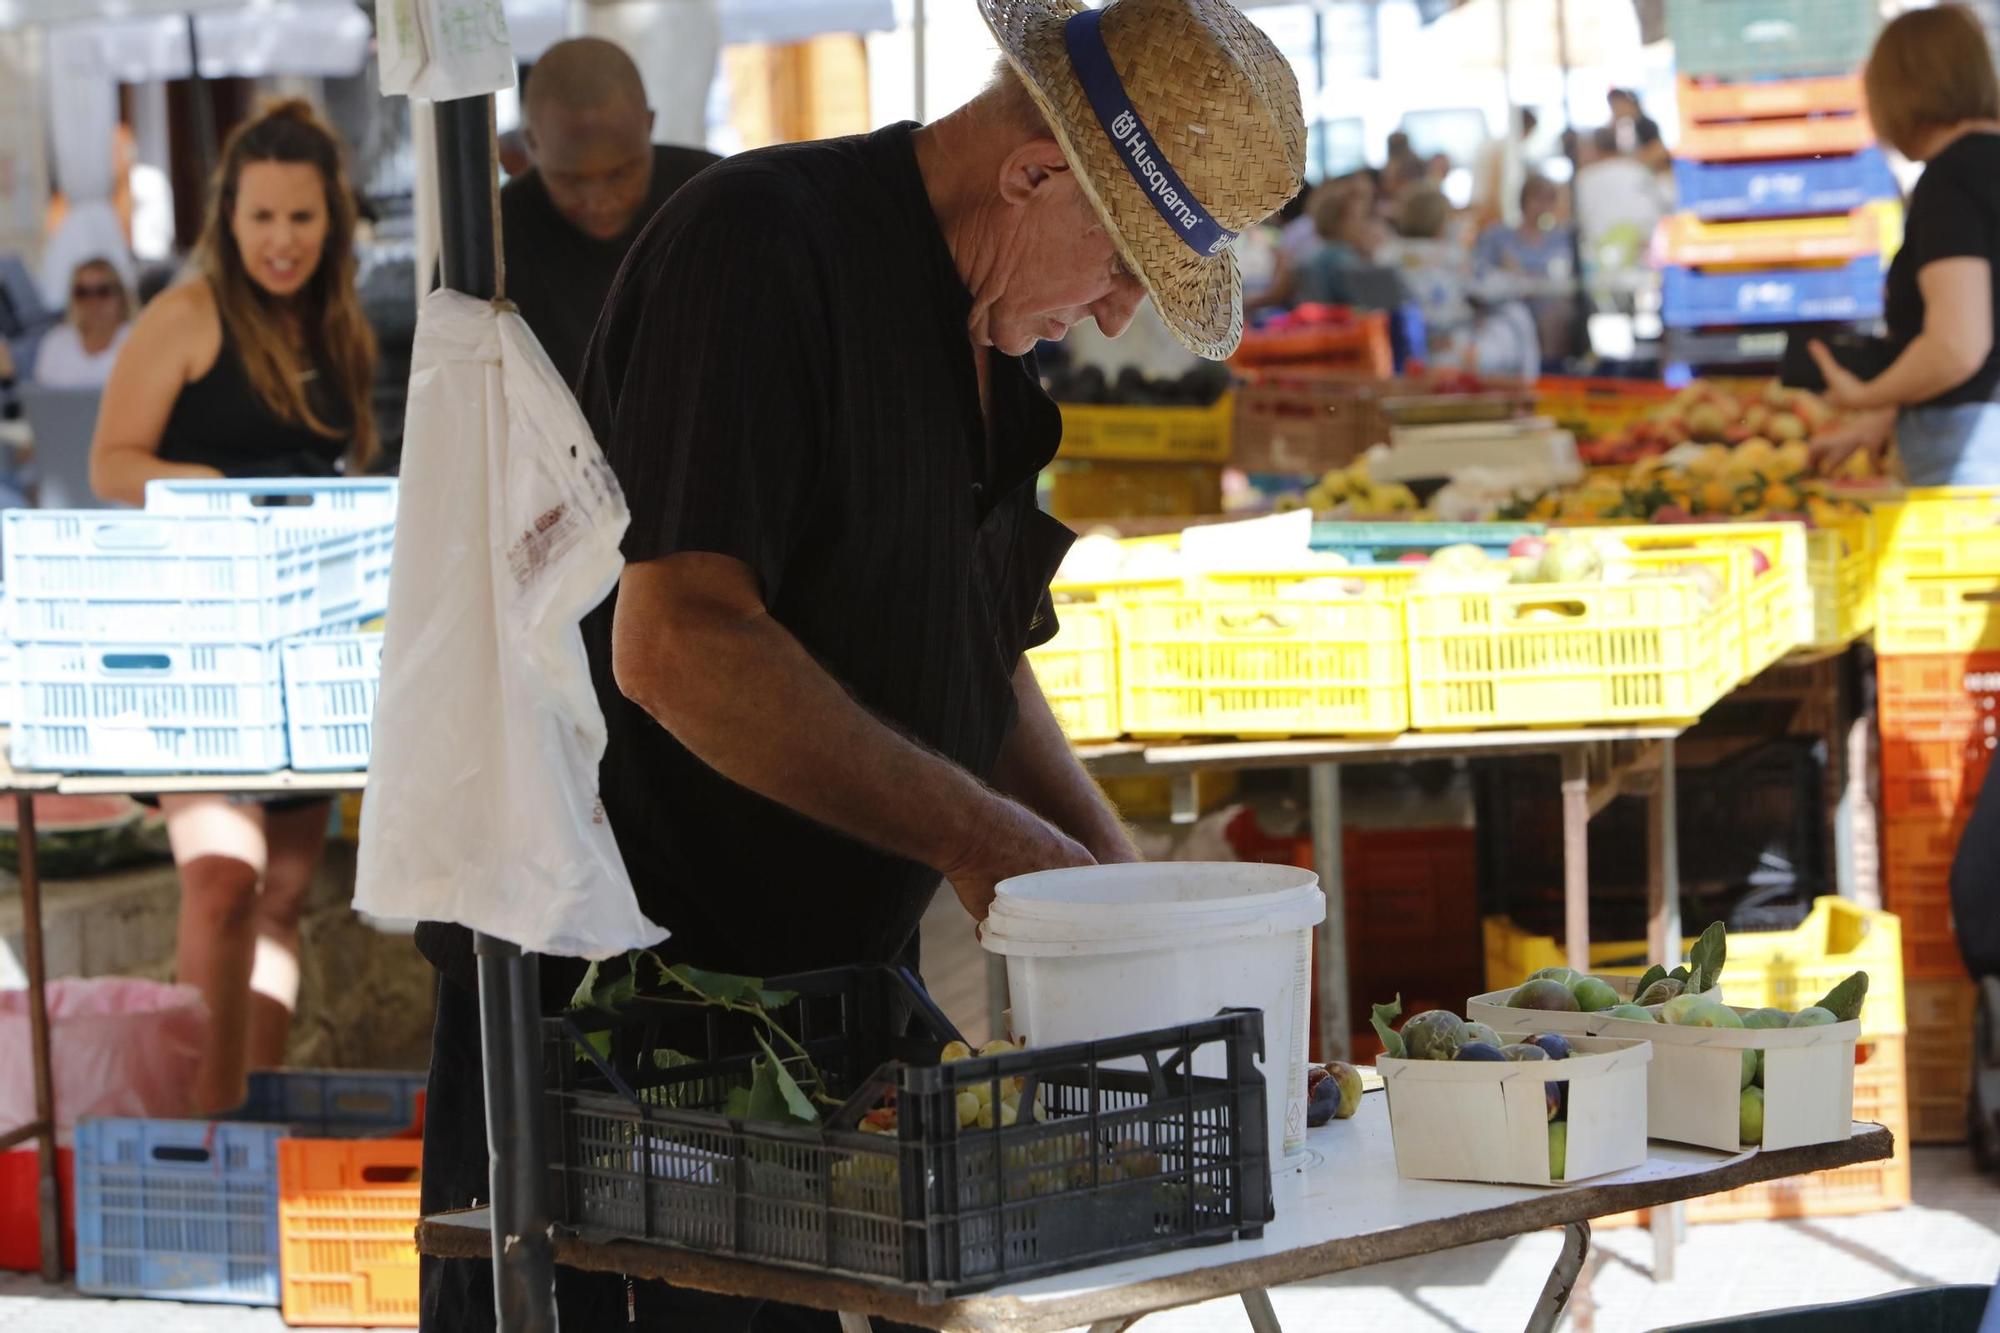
0, 796, 169, 879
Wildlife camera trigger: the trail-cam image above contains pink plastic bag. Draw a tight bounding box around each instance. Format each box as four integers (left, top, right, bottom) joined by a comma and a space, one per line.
0, 978, 209, 1140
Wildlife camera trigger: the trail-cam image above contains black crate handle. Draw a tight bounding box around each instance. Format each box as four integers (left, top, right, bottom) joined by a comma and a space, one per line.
895, 966, 968, 1047
558, 1015, 646, 1105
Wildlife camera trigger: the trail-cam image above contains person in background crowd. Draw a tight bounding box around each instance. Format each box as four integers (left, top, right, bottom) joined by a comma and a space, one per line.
88, 100, 378, 1114
1608, 88, 1662, 159
1475, 174, 1575, 367
1253, 175, 1376, 312
1296, 183, 1389, 306
32, 257, 131, 389
502, 37, 720, 386
1572, 125, 1669, 275
1812, 4, 2000, 485
1471, 107, 1539, 231
1396, 186, 1537, 378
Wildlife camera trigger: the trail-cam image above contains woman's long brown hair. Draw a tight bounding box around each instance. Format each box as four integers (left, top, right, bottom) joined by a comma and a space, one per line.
194, 99, 377, 470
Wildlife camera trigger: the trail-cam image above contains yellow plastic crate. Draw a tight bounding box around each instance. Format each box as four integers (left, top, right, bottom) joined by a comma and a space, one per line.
1405, 577, 1735, 730
1045, 460, 1223, 522
1117, 568, 1408, 738
1806, 515, 1876, 651
1026, 603, 1120, 742
1056, 395, 1234, 464
1566, 521, 1811, 677
1873, 486, 2000, 578
1875, 570, 2000, 654
1483, 898, 1905, 1038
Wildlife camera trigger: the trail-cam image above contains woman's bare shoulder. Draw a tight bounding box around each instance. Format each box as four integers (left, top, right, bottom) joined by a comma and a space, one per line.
126, 274, 220, 366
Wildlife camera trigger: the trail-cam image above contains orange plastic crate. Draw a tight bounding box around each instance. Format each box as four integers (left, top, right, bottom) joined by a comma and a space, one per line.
1230, 312, 1394, 375
1908, 978, 1977, 1143
277, 1137, 422, 1327
1882, 815, 1968, 982
1877, 651, 2000, 818
1678, 113, 1875, 163
1531, 376, 1676, 443
1677, 73, 1866, 124
1658, 206, 1894, 268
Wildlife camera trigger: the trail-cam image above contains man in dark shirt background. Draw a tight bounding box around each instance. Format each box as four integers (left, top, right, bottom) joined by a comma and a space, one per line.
500, 37, 719, 385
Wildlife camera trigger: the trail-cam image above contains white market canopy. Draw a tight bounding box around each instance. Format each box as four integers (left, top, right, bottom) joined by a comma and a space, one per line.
0, 0, 373, 79
1418, 0, 1645, 74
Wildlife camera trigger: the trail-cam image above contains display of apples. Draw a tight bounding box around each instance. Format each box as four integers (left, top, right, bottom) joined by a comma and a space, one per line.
1274, 449, 1422, 518
1576, 378, 1880, 483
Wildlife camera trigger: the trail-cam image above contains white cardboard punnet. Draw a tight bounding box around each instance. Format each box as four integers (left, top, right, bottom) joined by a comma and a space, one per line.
1377, 1036, 1652, 1187
1492, 1007, 1860, 1152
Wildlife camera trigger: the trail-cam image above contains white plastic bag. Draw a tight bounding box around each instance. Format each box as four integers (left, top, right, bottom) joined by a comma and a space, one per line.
0, 978, 208, 1139
376, 0, 517, 101
356, 290, 665, 958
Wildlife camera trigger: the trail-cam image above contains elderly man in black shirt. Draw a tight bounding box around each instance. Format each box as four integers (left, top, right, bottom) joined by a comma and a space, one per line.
418, 0, 1304, 1327
500, 37, 718, 385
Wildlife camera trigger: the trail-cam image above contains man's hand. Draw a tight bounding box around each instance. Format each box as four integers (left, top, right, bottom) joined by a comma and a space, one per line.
939, 793, 1097, 922
1809, 406, 1895, 477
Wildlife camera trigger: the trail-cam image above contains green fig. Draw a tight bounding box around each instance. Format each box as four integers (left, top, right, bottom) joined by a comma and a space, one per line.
1548, 1121, 1568, 1180
1789, 1006, 1837, 1029
1531, 966, 1581, 988
1403, 1009, 1470, 1061
1604, 1003, 1656, 1022
1507, 978, 1582, 1012
1740, 1085, 1764, 1147
1571, 977, 1621, 1012
1462, 1022, 1502, 1048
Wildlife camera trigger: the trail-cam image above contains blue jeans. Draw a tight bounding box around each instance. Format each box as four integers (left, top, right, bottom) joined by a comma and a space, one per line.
1898, 401, 2000, 486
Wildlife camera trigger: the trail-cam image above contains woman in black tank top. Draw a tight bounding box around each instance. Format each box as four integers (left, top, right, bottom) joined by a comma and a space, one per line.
88, 101, 378, 1114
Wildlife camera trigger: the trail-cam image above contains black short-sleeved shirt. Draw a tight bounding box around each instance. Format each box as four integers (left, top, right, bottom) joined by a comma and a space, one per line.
565, 121, 1073, 980
500, 143, 720, 386
1885, 132, 2000, 409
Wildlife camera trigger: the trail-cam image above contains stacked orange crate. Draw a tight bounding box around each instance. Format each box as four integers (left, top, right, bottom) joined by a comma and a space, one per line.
1877, 652, 1992, 1141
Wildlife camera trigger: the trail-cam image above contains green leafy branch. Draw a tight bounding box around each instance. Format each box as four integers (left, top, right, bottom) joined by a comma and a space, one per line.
567, 951, 834, 1126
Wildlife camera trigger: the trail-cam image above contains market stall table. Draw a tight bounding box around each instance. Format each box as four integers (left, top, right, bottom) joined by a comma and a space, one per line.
417, 1098, 1892, 1333
0, 734, 367, 1279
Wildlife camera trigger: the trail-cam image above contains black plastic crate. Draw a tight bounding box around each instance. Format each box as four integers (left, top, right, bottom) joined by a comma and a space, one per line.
543, 965, 1272, 1297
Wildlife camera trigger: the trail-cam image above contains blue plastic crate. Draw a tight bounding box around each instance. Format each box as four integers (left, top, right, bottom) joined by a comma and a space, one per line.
280, 633, 381, 772
1666, 0, 1879, 79
9, 639, 289, 773
1673, 149, 1899, 223
72, 1071, 425, 1308
3, 501, 393, 644
235, 1068, 424, 1136
1661, 256, 1883, 328
75, 1118, 285, 1306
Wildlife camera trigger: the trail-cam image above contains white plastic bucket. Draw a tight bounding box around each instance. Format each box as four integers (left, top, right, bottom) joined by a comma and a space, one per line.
980, 862, 1325, 1164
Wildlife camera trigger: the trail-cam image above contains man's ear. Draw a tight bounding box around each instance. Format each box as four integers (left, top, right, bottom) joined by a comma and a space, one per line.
997, 136, 1071, 205
521, 124, 541, 162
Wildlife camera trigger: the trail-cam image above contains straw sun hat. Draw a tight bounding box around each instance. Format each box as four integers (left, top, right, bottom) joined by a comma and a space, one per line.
977, 0, 1306, 358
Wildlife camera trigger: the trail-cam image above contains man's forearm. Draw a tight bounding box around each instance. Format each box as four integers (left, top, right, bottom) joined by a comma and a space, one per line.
621, 605, 993, 874
992, 660, 1139, 863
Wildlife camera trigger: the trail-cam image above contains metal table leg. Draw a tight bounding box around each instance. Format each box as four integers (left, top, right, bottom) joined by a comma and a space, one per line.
1526, 1221, 1591, 1333
1560, 750, 1590, 974
17, 793, 60, 1281
475, 934, 556, 1333
1309, 763, 1348, 1062
1241, 1286, 1286, 1332
1646, 739, 1682, 1279
837, 1313, 873, 1332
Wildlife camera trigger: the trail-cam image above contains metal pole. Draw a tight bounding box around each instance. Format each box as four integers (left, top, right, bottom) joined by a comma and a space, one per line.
912, 0, 927, 122
183, 14, 217, 185
1555, 0, 1589, 363
431, 90, 555, 1332
17, 793, 60, 1282
1309, 764, 1348, 1063
1560, 749, 1590, 975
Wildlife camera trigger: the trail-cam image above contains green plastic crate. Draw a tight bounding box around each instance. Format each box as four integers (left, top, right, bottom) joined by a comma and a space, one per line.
1667, 0, 1879, 79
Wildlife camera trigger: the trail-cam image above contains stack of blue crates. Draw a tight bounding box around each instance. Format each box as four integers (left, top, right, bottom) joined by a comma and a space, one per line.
1, 478, 394, 773
1662, 0, 1895, 375
74, 1068, 425, 1307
